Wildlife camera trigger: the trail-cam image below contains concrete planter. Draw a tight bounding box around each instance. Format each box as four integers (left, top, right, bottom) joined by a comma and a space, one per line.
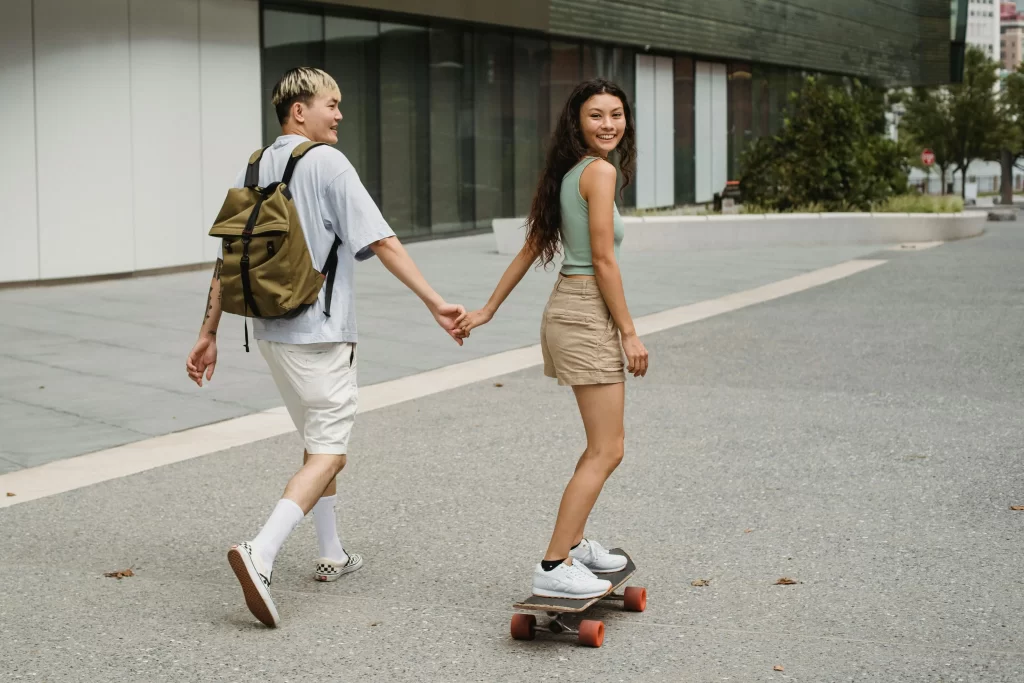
492, 211, 988, 255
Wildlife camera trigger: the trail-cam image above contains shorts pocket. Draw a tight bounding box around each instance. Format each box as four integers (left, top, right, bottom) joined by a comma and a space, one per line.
545, 307, 594, 326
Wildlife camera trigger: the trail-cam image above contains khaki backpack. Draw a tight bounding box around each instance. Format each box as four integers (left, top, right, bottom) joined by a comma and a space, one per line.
209, 141, 341, 350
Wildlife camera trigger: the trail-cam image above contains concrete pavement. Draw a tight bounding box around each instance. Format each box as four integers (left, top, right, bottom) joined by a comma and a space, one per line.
1, 226, 1022, 681
0, 233, 889, 472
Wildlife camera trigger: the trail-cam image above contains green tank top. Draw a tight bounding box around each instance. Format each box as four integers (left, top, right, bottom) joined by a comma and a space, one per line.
559, 156, 625, 276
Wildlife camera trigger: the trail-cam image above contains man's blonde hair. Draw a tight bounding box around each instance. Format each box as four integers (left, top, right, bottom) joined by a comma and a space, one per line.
271, 67, 341, 125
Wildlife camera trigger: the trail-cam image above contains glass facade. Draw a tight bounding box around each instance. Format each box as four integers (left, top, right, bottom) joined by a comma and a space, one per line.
262, 4, 819, 227
727, 62, 753, 181
262, 5, 637, 238
674, 56, 695, 206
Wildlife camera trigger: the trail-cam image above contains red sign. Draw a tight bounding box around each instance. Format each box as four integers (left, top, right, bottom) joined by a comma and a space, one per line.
921, 149, 935, 166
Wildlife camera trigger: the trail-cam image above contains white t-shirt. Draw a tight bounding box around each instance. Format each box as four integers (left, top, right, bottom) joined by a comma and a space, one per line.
220, 134, 395, 344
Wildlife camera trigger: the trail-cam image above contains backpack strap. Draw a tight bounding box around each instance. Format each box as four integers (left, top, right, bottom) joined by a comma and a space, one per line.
244, 147, 268, 188
321, 235, 343, 318
282, 141, 326, 187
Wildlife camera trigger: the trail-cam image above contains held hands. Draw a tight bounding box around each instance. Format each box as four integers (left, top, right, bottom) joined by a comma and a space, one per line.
186, 334, 218, 387
622, 331, 649, 378
431, 301, 468, 346
454, 308, 494, 339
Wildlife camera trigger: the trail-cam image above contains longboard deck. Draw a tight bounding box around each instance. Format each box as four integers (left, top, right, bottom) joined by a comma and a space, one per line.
514, 549, 636, 613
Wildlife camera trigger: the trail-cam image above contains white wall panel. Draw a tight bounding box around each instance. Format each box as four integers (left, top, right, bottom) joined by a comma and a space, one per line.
130, 0, 204, 270
653, 56, 674, 207
199, 0, 262, 262
35, 0, 134, 279
634, 54, 657, 210
710, 63, 729, 194
0, 0, 39, 283
694, 62, 712, 203
695, 61, 728, 204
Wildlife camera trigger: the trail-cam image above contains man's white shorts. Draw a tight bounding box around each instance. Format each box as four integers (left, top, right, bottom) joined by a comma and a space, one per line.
257, 340, 357, 455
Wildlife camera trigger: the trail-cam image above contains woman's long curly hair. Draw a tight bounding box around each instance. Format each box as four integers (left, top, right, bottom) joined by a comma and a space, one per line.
526, 79, 636, 268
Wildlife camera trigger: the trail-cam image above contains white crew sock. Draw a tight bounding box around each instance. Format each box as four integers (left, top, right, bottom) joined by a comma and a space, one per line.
250, 498, 305, 571
312, 495, 348, 563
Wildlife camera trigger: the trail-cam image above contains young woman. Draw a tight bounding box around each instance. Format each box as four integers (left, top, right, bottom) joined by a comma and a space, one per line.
456, 79, 649, 598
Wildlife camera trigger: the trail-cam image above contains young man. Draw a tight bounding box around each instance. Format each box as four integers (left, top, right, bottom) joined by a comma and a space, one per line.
185, 67, 465, 628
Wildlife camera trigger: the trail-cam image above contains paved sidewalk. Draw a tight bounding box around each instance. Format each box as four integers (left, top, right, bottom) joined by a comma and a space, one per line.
1, 227, 1021, 681
0, 233, 887, 471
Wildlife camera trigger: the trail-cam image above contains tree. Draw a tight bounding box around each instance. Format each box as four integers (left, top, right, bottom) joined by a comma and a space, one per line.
903, 47, 1000, 199
998, 63, 1024, 204
739, 77, 909, 211
901, 88, 956, 195
947, 47, 1001, 199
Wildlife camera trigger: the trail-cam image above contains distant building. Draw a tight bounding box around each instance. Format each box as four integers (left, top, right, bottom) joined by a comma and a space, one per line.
969, 0, 1002, 61
1002, 2, 1024, 70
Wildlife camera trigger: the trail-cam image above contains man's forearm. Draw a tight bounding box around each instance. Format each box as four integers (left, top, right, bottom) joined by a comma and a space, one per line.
199, 259, 224, 337
370, 237, 443, 310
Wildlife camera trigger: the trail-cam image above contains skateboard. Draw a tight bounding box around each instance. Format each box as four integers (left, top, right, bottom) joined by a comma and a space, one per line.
510, 549, 646, 648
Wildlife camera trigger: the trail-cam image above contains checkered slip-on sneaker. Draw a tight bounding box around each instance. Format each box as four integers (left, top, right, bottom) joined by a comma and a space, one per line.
227, 542, 279, 627
314, 553, 364, 582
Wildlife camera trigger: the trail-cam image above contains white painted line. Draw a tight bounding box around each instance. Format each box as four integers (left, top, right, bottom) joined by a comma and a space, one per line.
0, 258, 886, 508
634, 259, 886, 336
885, 241, 944, 251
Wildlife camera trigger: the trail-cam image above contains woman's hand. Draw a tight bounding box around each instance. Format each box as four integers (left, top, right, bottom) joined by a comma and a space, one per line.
455, 308, 494, 338
621, 331, 648, 377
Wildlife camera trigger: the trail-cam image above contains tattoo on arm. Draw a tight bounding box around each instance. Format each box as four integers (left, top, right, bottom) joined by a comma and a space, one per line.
202, 259, 224, 328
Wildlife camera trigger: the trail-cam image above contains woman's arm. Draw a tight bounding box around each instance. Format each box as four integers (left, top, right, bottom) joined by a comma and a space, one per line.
456, 239, 539, 335
580, 159, 648, 377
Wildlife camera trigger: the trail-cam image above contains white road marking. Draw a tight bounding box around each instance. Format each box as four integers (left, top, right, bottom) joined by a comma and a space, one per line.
0, 259, 886, 508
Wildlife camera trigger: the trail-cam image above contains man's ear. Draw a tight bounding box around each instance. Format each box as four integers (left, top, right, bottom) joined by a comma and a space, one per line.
291, 101, 306, 124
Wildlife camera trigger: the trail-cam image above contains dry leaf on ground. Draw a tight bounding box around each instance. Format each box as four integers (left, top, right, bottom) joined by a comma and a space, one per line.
104, 567, 135, 579
5, 492, 14, 497
774, 665, 785, 671
775, 577, 799, 585
1010, 505, 1024, 511
692, 579, 711, 587
494, 383, 504, 387
744, 528, 753, 533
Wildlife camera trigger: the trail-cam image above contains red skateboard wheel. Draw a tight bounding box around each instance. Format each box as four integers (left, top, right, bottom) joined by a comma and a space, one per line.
511, 613, 536, 641
624, 586, 647, 612
578, 619, 605, 647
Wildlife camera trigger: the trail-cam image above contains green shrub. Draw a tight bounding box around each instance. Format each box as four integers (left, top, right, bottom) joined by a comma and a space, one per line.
871, 195, 964, 213
740, 77, 910, 212
741, 195, 962, 214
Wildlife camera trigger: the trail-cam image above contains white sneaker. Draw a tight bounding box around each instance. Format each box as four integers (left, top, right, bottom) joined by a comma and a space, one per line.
314, 553, 364, 582
570, 538, 628, 574
227, 542, 279, 627
532, 560, 613, 599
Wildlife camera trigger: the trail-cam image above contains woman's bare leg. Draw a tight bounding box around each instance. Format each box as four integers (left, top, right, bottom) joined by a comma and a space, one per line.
542, 382, 625, 562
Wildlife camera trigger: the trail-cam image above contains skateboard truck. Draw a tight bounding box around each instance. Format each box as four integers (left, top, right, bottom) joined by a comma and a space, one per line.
512, 612, 607, 647
542, 612, 577, 636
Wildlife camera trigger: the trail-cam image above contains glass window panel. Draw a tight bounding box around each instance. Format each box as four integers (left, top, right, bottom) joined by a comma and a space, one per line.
379, 22, 430, 237
429, 28, 475, 234
751, 63, 771, 141
473, 33, 515, 227
512, 36, 550, 216
674, 56, 695, 206
325, 17, 380, 205
727, 62, 753, 180
581, 43, 598, 80
261, 8, 324, 145
549, 41, 581, 137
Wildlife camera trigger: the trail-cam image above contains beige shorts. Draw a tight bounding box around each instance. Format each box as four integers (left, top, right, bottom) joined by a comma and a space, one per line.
257, 340, 358, 455
540, 275, 625, 386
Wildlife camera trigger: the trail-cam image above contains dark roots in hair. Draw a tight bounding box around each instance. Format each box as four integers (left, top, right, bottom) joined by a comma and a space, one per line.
526, 78, 636, 268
